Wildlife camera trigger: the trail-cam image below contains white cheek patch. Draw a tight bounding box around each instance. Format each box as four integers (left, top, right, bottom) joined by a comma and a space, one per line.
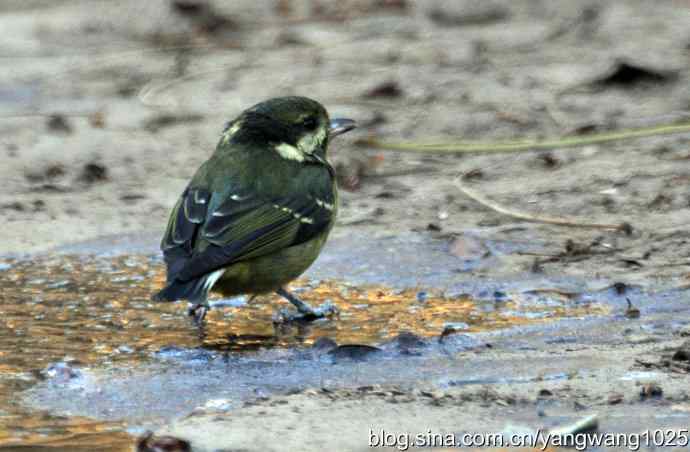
275, 143, 305, 162
274, 126, 327, 161
297, 128, 327, 155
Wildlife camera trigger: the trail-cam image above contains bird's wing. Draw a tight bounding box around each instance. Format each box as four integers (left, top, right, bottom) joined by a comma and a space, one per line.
160, 181, 333, 287
160, 187, 212, 281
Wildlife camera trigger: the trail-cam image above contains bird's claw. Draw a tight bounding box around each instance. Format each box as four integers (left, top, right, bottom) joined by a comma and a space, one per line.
272, 301, 339, 324
187, 304, 208, 325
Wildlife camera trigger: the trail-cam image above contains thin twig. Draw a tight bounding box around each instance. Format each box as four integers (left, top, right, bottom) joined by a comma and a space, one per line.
454, 176, 628, 231
364, 122, 690, 154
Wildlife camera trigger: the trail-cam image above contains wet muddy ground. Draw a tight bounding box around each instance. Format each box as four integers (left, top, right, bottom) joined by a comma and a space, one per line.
2, 233, 690, 451
1, 0, 690, 451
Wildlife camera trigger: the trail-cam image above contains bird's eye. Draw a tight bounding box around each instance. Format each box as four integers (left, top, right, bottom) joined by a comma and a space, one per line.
302, 117, 318, 131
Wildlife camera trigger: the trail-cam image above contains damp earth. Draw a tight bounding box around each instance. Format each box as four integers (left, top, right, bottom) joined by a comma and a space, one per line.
2, 0, 690, 451
2, 232, 690, 451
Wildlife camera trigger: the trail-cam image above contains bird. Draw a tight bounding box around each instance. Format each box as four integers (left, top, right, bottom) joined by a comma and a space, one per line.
152, 96, 356, 323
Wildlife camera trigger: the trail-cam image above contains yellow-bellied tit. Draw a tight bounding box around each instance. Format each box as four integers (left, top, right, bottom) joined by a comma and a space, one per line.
152, 97, 356, 323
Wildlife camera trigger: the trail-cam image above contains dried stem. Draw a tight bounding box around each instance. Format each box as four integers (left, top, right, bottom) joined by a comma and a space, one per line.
455, 176, 629, 232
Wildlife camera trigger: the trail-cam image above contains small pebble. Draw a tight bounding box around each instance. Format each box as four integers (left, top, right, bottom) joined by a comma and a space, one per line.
608, 393, 624, 405
537, 389, 553, 398
640, 383, 663, 399
42, 362, 81, 383
137, 432, 190, 452
46, 114, 73, 134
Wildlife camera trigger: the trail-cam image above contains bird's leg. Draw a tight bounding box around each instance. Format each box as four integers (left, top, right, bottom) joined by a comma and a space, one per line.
274, 287, 338, 322
187, 303, 209, 324
278, 288, 315, 315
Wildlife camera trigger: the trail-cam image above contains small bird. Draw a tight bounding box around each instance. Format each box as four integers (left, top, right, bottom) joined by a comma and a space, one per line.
153, 97, 355, 323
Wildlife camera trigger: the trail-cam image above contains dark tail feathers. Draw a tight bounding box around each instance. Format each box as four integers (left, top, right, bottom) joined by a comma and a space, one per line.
152, 276, 207, 303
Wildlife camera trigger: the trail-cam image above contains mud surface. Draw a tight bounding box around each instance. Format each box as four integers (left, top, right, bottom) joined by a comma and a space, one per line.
1, 0, 690, 451
3, 232, 690, 451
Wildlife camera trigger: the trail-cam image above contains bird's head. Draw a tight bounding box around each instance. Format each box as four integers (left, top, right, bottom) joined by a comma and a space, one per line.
221, 96, 355, 163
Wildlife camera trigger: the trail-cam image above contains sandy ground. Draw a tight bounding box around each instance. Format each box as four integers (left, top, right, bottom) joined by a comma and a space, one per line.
1, 0, 690, 450
2, 0, 689, 283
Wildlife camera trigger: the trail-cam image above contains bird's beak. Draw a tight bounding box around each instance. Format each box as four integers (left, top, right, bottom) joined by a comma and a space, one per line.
329, 118, 356, 138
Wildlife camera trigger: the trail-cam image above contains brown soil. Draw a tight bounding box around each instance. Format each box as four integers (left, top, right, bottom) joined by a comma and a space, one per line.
2, 1, 690, 451
1, 1, 689, 290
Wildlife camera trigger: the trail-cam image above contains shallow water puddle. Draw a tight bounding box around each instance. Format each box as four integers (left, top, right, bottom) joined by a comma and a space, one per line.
0, 255, 608, 448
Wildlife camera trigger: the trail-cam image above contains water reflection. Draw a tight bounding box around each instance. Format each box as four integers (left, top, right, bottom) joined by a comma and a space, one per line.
0, 255, 608, 449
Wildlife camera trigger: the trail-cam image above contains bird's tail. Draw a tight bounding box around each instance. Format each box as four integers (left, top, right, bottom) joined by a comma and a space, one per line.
151, 269, 225, 303
152, 278, 206, 302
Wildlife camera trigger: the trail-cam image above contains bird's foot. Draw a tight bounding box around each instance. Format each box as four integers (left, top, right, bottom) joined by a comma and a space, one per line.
187, 304, 208, 325
274, 287, 339, 323
272, 299, 339, 323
